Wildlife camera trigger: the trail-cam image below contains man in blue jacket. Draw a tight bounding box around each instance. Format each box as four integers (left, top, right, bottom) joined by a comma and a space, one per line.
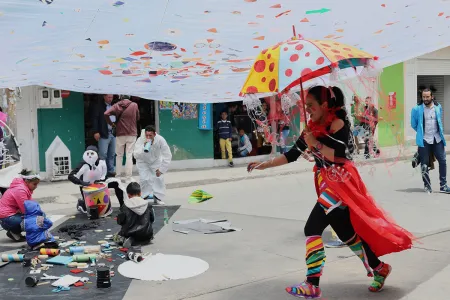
411, 89, 449, 193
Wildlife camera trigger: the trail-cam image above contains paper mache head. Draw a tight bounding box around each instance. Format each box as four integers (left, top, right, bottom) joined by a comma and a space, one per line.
83, 145, 99, 166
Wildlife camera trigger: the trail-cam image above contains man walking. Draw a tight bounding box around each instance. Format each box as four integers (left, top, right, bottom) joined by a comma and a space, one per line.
133, 126, 172, 205
105, 95, 140, 183
92, 94, 116, 177
411, 88, 450, 194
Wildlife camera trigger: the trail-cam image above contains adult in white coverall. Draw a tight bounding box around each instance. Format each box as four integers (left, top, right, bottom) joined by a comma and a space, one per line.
133, 126, 172, 205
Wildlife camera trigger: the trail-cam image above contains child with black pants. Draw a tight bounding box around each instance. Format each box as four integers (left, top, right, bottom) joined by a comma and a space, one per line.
116, 182, 154, 248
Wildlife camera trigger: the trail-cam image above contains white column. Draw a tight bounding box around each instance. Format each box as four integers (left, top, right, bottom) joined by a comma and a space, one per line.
404, 59, 417, 143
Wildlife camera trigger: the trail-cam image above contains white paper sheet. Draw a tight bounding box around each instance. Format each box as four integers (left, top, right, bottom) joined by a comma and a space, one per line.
118, 253, 209, 281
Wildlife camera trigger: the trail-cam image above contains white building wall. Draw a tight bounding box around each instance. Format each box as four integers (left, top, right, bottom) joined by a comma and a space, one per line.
404, 46, 450, 142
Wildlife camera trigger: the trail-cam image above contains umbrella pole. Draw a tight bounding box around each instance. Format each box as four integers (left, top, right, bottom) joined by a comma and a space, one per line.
300, 79, 307, 127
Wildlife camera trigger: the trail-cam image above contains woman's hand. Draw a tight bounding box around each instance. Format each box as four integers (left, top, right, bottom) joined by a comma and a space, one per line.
304, 130, 318, 149
247, 161, 266, 172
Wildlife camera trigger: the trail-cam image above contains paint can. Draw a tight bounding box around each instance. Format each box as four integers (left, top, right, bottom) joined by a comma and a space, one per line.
38, 255, 49, 260
96, 267, 111, 288
127, 252, 143, 263
89, 207, 99, 220
39, 248, 60, 256
1, 254, 24, 262
22, 257, 32, 267
25, 276, 39, 287
72, 254, 97, 262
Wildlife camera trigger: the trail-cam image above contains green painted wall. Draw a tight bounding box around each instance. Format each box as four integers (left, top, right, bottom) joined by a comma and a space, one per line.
38, 92, 85, 171
159, 105, 213, 160
378, 63, 404, 147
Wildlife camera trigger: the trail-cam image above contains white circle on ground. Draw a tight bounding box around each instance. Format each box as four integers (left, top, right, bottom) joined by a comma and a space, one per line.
118, 253, 209, 281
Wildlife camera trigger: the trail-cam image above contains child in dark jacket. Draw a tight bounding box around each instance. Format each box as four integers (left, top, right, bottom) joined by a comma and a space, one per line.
116, 182, 154, 248
24, 200, 56, 250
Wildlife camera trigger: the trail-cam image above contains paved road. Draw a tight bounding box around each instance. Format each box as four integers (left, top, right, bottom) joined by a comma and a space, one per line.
3, 154, 450, 299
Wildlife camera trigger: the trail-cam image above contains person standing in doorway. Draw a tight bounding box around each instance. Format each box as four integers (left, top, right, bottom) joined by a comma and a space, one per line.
217, 111, 234, 167
105, 95, 140, 184
411, 88, 450, 194
92, 94, 116, 177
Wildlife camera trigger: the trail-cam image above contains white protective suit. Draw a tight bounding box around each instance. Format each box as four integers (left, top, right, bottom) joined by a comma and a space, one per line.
133, 130, 172, 200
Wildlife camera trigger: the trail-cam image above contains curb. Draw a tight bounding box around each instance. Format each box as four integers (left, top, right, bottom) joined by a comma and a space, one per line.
165, 150, 441, 189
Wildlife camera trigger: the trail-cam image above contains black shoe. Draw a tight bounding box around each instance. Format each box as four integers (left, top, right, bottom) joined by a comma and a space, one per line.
106, 172, 116, 178
76, 198, 87, 214
6, 231, 25, 242
229, 161, 234, 167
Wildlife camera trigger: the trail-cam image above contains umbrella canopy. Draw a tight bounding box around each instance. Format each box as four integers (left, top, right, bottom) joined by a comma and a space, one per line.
241, 38, 375, 96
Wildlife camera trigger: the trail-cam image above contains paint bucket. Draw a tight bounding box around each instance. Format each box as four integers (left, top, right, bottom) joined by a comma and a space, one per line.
39, 248, 60, 256
127, 252, 143, 263
23, 257, 32, 267
72, 254, 97, 262
1, 254, 24, 262
25, 276, 39, 287
82, 184, 110, 218
96, 267, 111, 288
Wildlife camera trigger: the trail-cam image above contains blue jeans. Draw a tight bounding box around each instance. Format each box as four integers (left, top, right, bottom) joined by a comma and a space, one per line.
418, 139, 447, 188
280, 129, 290, 154
0, 213, 23, 234
98, 133, 116, 173
239, 149, 249, 157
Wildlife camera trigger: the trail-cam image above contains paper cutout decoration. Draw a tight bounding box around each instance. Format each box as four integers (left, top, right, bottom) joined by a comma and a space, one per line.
0, 1, 448, 103
118, 253, 209, 281
189, 190, 213, 203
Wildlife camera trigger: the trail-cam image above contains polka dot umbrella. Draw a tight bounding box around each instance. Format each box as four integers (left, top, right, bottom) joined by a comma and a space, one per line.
240, 37, 376, 96
240, 35, 377, 123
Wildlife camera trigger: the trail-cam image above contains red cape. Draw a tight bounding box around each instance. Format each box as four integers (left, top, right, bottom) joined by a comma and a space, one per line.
314, 163, 414, 257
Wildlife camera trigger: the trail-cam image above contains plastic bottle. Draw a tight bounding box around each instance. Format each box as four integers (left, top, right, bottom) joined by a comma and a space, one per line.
163, 209, 169, 225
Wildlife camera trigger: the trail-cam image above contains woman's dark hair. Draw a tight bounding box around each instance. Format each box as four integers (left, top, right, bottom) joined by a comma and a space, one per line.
145, 125, 156, 133
126, 182, 141, 196
307, 85, 350, 128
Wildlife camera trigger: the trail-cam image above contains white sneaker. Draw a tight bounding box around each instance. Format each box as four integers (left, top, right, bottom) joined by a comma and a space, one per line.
153, 197, 165, 206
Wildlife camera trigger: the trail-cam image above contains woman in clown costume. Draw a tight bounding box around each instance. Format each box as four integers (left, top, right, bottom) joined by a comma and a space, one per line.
248, 85, 413, 299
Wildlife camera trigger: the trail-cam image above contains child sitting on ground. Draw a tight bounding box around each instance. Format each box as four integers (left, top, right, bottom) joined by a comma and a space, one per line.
116, 182, 154, 248
23, 200, 56, 250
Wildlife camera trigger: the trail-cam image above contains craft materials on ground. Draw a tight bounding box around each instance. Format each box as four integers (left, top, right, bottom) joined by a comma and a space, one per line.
1, 254, 24, 262
46, 255, 73, 265
58, 221, 101, 239
118, 253, 209, 281
189, 190, 213, 204
172, 218, 242, 234
40, 248, 60, 256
